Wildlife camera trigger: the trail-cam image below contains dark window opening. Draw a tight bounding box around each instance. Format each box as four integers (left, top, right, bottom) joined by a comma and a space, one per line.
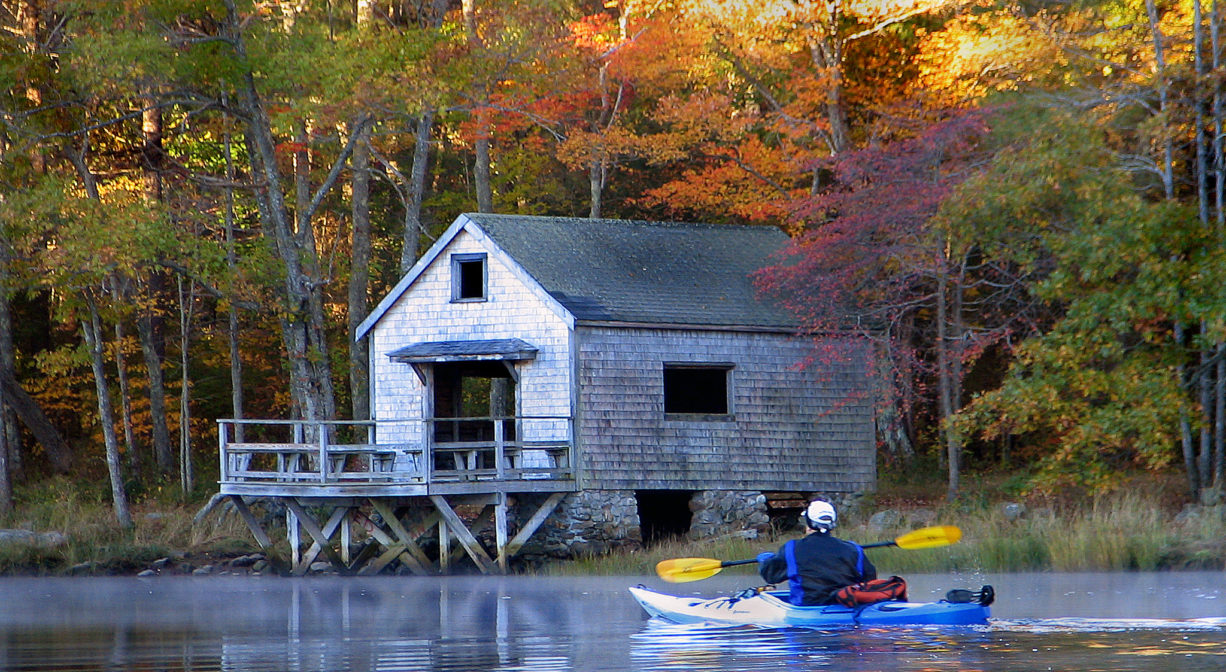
432, 361, 515, 445
453, 254, 486, 301
636, 490, 694, 545
663, 365, 731, 415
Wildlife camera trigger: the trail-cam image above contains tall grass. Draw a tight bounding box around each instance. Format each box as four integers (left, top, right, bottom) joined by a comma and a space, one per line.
0, 477, 253, 574
544, 490, 1226, 578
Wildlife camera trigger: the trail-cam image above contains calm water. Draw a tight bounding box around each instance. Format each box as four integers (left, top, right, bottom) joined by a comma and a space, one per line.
0, 572, 1222, 671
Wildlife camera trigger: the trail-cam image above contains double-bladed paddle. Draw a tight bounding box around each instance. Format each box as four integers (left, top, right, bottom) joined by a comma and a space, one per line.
654, 525, 962, 583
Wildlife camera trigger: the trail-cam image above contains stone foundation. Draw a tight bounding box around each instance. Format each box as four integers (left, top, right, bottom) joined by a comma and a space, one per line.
516, 490, 642, 559
515, 489, 867, 559
687, 490, 771, 539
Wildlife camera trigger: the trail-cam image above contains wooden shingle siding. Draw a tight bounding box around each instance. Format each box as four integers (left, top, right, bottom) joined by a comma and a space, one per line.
576, 326, 875, 492
369, 230, 573, 443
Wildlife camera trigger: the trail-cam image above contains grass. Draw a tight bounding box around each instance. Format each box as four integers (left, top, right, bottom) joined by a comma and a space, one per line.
0, 476, 256, 575
1, 472, 1222, 576
537, 484, 1226, 578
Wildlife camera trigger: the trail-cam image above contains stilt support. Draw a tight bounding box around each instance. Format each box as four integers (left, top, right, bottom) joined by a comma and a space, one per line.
222, 491, 570, 576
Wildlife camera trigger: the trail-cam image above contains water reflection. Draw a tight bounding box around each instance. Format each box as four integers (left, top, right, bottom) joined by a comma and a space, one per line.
0, 573, 1221, 671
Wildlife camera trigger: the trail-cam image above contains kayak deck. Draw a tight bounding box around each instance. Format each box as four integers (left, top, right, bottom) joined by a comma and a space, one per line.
629, 586, 991, 628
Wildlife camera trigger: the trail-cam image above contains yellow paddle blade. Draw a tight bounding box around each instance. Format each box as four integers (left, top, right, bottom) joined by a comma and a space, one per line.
894, 525, 962, 550
655, 557, 725, 583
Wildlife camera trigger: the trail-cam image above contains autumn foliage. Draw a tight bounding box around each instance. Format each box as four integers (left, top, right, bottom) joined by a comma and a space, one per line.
2, 0, 1226, 516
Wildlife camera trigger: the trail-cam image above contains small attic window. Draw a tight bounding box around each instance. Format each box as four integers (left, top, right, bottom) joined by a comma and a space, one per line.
452, 253, 487, 302
663, 363, 734, 419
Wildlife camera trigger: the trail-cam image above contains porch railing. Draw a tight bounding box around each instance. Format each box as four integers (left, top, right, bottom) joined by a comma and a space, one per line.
217, 416, 574, 487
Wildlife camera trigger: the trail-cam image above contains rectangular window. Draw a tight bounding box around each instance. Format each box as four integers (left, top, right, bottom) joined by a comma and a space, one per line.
452, 253, 487, 302
663, 363, 733, 418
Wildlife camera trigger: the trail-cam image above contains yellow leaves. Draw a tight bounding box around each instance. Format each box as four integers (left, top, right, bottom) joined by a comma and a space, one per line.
915, 12, 1055, 104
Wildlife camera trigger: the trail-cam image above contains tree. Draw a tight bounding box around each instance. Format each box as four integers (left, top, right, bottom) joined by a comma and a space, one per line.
945, 109, 1217, 494
757, 110, 1014, 499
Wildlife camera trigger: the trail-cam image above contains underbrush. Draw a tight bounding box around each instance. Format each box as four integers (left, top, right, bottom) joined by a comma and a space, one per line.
542, 487, 1225, 579
0, 476, 255, 575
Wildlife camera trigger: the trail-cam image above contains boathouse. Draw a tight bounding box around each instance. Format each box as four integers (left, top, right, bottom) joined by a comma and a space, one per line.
214, 214, 876, 575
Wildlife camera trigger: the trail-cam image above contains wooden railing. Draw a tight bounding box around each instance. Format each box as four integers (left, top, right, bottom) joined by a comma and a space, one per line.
217, 416, 574, 487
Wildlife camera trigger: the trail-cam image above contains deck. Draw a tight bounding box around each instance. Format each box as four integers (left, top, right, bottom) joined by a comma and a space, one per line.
211, 417, 577, 576
217, 417, 577, 497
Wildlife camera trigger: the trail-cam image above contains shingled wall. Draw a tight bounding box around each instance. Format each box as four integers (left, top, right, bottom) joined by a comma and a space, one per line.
575, 326, 876, 493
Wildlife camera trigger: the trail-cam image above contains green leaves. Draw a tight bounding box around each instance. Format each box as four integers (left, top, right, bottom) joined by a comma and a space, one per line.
949, 108, 1220, 493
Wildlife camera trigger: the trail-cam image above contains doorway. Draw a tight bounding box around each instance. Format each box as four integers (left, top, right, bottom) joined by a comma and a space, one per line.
635, 490, 694, 545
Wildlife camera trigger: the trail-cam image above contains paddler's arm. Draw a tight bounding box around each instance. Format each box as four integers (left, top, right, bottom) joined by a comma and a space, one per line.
757, 550, 788, 585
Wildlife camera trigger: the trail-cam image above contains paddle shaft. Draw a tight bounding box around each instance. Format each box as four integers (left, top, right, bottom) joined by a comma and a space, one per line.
722, 539, 896, 569
656, 526, 960, 583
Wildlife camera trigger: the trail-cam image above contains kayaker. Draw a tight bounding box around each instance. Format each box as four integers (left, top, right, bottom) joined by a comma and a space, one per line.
755, 500, 876, 606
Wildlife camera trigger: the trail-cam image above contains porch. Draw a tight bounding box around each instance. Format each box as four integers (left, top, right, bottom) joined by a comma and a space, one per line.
211, 417, 577, 576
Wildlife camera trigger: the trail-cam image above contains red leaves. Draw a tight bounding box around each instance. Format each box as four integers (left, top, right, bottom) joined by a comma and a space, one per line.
760, 109, 993, 330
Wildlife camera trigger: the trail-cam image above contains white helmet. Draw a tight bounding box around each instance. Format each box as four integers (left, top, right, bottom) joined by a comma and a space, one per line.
804, 500, 837, 532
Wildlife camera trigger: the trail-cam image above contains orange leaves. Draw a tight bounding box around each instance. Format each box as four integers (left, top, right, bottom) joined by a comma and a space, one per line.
568, 13, 618, 53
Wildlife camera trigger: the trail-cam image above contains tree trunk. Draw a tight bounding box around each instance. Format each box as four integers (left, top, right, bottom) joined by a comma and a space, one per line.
936, 265, 959, 500
1213, 0, 1224, 490
0, 325, 11, 512
1148, 0, 1195, 493
463, 0, 494, 212
474, 128, 493, 212
138, 93, 173, 474
0, 236, 25, 478
0, 370, 71, 471
141, 97, 164, 201
223, 131, 245, 442
806, 12, 851, 155
1145, 0, 1176, 200
348, 123, 372, 421
0, 367, 10, 514
400, 111, 435, 272
1216, 347, 1224, 489
82, 297, 133, 529
225, 0, 342, 422
588, 159, 603, 219
1199, 343, 1213, 489
1175, 321, 1199, 496
1194, 2, 1215, 497
137, 315, 173, 472
114, 317, 140, 475
178, 277, 195, 495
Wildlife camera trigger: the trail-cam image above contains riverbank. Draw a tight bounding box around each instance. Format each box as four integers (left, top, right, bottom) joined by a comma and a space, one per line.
0, 474, 1223, 576
539, 490, 1226, 581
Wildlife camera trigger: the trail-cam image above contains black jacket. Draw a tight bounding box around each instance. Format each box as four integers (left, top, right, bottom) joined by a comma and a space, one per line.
758, 532, 877, 606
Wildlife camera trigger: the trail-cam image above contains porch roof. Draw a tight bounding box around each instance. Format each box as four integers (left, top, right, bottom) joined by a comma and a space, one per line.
386, 338, 539, 363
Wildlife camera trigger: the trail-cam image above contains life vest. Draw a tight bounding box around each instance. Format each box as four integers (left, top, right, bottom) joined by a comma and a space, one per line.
833, 575, 909, 607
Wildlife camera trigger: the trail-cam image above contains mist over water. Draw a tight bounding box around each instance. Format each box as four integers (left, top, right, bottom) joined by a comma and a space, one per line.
0, 572, 1221, 671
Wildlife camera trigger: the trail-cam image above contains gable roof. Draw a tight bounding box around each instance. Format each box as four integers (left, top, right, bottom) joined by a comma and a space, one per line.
357, 214, 797, 339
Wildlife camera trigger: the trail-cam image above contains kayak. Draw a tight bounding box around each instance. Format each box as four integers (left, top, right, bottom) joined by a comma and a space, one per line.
629, 585, 991, 628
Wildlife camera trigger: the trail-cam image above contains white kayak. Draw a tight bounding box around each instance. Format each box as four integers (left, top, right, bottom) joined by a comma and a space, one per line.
629, 585, 992, 628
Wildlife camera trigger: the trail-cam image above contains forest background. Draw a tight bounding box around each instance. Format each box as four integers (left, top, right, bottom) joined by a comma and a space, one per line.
1, 0, 1225, 533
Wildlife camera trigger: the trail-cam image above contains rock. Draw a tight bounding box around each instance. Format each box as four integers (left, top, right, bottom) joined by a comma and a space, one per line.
1200, 488, 1221, 507
230, 554, 261, 568
1001, 502, 1026, 521
192, 565, 214, 576
152, 557, 174, 571
1174, 504, 1201, 526
69, 561, 99, 575
907, 508, 937, 526
309, 561, 333, 573
0, 529, 68, 547
0, 529, 36, 544
868, 509, 902, 532
137, 569, 157, 578
252, 560, 270, 573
